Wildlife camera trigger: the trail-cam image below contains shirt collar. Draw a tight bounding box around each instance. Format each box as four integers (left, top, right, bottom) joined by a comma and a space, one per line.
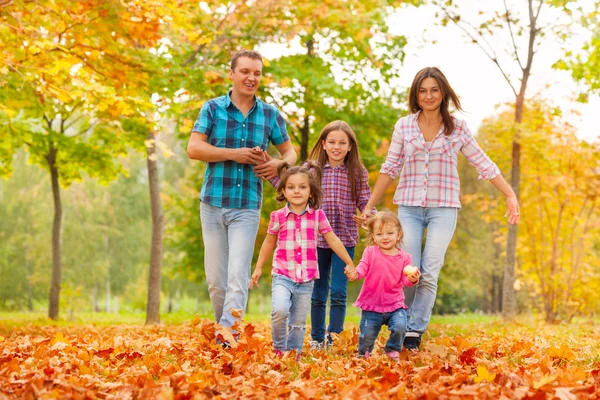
324, 161, 346, 170
225, 90, 261, 112
284, 203, 314, 216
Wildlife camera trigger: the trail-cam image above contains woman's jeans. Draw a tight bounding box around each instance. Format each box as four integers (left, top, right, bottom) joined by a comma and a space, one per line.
358, 308, 407, 355
200, 202, 260, 329
271, 274, 314, 352
311, 246, 355, 343
397, 206, 458, 334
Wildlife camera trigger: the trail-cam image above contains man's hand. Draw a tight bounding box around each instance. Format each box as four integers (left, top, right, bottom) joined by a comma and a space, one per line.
249, 267, 262, 290
232, 147, 266, 165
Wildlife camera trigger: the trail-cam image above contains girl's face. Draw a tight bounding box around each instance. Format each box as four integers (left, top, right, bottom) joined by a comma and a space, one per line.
372, 222, 401, 252
283, 173, 311, 209
321, 130, 351, 167
418, 77, 443, 112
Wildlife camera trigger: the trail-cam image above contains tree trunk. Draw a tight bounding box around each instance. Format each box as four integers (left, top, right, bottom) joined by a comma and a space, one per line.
145, 133, 164, 324
93, 281, 99, 312
501, 119, 521, 320
105, 275, 111, 312
46, 146, 62, 320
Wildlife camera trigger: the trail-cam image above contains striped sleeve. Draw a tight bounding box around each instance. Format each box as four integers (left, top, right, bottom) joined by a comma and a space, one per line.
380, 119, 406, 178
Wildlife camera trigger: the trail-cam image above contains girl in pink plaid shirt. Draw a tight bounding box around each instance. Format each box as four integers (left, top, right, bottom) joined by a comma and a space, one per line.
249, 162, 355, 358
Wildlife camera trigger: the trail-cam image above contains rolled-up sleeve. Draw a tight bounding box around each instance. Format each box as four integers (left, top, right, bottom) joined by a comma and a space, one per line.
459, 120, 501, 180
380, 120, 406, 179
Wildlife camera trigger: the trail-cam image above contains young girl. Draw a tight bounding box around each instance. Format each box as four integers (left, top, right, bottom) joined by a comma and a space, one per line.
345, 212, 421, 360
250, 162, 355, 357
307, 120, 372, 350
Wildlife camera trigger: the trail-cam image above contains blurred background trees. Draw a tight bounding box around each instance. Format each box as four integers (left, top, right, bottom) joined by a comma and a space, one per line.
1, 0, 599, 323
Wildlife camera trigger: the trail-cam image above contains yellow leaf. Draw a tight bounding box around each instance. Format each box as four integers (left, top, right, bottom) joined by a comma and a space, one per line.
50, 332, 67, 345
472, 365, 496, 383
547, 344, 575, 361
533, 374, 557, 389
0, 336, 4, 343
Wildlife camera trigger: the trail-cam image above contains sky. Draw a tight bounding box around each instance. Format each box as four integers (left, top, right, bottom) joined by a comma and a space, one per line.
388, 1, 600, 142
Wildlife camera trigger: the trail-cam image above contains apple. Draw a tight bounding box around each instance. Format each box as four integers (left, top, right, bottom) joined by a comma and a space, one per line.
404, 265, 418, 278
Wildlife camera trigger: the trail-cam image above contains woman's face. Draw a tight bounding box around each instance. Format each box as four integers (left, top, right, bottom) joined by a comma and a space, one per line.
418, 77, 443, 112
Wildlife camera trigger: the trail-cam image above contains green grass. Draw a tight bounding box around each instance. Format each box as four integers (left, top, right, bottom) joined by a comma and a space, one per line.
0, 309, 498, 332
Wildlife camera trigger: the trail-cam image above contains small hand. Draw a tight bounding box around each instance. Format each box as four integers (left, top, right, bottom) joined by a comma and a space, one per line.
353, 208, 374, 228
253, 155, 281, 180
344, 265, 358, 281
408, 270, 421, 284
504, 195, 520, 225
249, 268, 262, 290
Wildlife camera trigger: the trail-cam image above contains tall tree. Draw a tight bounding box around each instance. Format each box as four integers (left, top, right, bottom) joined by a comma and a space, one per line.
433, 0, 597, 319
477, 100, 600, 322
0, 0, 162, 319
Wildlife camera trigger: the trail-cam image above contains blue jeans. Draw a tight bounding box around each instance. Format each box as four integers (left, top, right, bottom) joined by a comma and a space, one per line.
311, 246, 355, 343
397, 206, 458, 334
358, 308, 407, 355
271, 274, 314, 352
200, 202, 260, 329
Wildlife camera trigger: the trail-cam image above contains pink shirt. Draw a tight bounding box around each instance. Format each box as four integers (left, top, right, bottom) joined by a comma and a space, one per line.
380, 112, 501, 208
353, 246, 416, 313
268, 205, 333, 283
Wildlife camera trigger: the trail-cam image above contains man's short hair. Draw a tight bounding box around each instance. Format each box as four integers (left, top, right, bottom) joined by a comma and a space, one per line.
231, 50, 263, 71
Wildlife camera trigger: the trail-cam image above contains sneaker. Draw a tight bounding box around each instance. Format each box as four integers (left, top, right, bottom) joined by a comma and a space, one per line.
403, 332, 421, 350
385, 350, 400, 361
274, 349, 284, 357
309, 340, 324, 350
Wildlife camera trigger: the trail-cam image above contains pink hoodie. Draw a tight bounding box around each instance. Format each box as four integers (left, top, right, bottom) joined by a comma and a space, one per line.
353, 245, 416, 313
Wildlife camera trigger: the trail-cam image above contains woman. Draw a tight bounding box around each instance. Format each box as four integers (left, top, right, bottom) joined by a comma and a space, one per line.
357, 67, 520, 350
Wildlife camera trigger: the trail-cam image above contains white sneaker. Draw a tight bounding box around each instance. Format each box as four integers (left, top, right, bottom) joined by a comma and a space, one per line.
309, 340, 324, 350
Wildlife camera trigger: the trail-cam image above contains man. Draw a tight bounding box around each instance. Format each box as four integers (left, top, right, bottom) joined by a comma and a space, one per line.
187, 50, 297, 334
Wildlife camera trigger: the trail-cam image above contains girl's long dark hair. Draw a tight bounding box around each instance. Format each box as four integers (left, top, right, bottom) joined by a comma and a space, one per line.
308, 120, 366, 203
275, 161, 323, 209
409, 67, 463, 136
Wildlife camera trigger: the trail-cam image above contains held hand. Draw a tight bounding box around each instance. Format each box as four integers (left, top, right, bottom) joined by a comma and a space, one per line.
344, 265, 358, 281
253, 153, 281, 180
505, 195, 520, 225
233, 147, 267, 165
249, 268, 262, 290
353, 208, 375, 227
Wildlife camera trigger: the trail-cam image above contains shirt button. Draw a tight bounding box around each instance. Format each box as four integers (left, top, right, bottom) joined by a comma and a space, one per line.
243, 124, 246, 127
238, 184, 241, 187
242, 138, 245, 142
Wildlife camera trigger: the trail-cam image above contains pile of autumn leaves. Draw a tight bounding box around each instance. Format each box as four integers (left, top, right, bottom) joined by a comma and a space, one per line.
1, 315, 599, 399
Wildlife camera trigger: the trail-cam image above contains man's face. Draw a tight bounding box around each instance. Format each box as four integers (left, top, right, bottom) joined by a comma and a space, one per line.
229, 57, 263, 97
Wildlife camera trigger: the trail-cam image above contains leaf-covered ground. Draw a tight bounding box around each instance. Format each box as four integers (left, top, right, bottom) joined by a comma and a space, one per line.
1, 316, 599, 399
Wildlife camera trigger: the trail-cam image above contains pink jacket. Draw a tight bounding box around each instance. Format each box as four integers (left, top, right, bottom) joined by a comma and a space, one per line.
353, 246, 416, 313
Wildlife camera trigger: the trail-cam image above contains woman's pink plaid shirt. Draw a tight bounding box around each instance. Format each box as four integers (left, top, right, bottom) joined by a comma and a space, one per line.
381, 112, 501, 208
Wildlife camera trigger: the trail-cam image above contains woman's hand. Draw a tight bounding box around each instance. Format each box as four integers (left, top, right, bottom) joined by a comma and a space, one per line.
353, 208, 375, 226
505, 195, 520, 225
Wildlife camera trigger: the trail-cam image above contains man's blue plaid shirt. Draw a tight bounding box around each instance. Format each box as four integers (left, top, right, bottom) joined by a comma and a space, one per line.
192, 91, 289, 209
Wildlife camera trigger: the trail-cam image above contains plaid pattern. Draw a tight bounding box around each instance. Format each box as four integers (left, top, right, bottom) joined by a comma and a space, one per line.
380, 112, 500, 208
192, 91, 289, 209
318, 163, 371, 248
268, 205, 333, 283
